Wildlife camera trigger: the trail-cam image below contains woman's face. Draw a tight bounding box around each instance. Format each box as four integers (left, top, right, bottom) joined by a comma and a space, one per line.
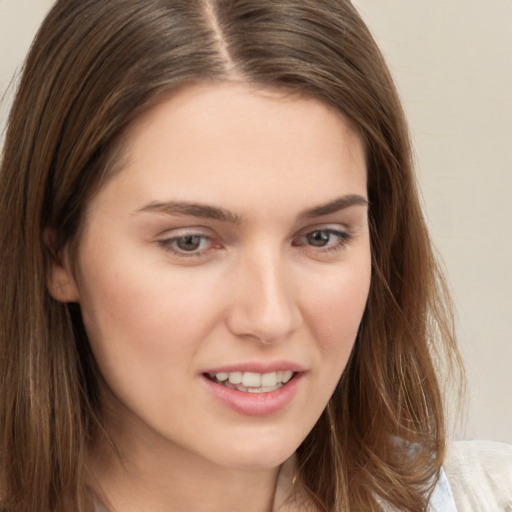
52, 83, 371, 470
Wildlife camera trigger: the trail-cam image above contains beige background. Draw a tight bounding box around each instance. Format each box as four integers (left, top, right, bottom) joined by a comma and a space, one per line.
1, 0, 511, 443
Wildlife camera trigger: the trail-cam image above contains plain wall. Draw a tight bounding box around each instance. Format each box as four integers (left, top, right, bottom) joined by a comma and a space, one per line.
1, 0, 511, 443
352, 0, 512, 443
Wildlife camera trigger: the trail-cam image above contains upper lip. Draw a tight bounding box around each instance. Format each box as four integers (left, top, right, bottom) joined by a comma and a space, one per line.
202, 360, 306, 375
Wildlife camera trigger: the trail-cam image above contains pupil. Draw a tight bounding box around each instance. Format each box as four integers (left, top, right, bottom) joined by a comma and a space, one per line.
177, 235, 201, 251
307, 231, 330, 247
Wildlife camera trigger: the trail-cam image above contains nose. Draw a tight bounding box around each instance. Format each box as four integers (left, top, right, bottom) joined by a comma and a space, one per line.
225, 251, 302, 344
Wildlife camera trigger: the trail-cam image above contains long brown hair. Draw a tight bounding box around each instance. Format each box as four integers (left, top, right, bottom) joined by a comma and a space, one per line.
0, 1, 462, 510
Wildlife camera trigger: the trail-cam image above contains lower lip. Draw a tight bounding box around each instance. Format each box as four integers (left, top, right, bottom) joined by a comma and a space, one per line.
202, 373, 303, 416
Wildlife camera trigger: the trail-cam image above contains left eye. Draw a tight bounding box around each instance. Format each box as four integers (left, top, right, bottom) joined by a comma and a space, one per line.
159, 234, 212, 254
294, 229, 351, 249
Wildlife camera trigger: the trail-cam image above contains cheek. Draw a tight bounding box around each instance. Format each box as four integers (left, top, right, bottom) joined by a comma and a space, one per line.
78, 233, 214, 327
308, 261, 370, 339
75, 246, 224, 389
75, 259, 226, 429
302, 257, 371, 380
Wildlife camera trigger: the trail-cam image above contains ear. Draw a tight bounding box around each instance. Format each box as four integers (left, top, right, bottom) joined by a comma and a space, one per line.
44, 230, 81, 303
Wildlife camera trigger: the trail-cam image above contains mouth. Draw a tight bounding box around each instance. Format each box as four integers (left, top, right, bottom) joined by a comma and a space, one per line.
204, 370, 296, 394
202, 367, 303, 416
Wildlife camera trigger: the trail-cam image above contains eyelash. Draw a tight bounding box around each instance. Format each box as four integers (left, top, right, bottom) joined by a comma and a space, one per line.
157, 228, 352, 258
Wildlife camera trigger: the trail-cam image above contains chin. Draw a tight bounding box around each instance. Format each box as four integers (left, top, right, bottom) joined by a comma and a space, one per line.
205, 427, 304, 471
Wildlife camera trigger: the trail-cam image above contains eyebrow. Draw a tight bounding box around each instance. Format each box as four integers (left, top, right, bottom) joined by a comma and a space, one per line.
298, 194, 368, 219
136, 201, 243, 224
135, 194, 368, 224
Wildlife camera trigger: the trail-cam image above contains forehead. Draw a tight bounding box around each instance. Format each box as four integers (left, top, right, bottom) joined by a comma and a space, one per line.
84, 82, 367, 221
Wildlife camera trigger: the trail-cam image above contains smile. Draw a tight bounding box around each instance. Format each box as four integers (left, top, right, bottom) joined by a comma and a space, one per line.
202, 369, 303, 416
206, 370, 294, 393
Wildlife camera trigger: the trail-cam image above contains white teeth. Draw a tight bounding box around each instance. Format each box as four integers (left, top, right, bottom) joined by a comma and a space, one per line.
282, 370, 293, 383
228, 372, 243, 385
242, 372, 261, 387
261, 372, 277, 387
211, 370, 295, 391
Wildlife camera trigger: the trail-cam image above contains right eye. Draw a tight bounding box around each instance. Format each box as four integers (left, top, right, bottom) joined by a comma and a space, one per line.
157, 233, 215, 257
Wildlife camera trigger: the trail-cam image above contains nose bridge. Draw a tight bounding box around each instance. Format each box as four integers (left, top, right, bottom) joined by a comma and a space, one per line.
227, 247, 301, 343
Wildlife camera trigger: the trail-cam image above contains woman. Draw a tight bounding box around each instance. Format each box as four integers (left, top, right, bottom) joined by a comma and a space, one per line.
0, 1, 510, 511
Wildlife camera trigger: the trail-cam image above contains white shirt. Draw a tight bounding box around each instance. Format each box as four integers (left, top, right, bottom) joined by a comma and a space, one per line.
429, 440, 512, 511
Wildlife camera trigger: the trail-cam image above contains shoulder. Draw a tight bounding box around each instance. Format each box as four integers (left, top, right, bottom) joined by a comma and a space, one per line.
442, 440, 512, 511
